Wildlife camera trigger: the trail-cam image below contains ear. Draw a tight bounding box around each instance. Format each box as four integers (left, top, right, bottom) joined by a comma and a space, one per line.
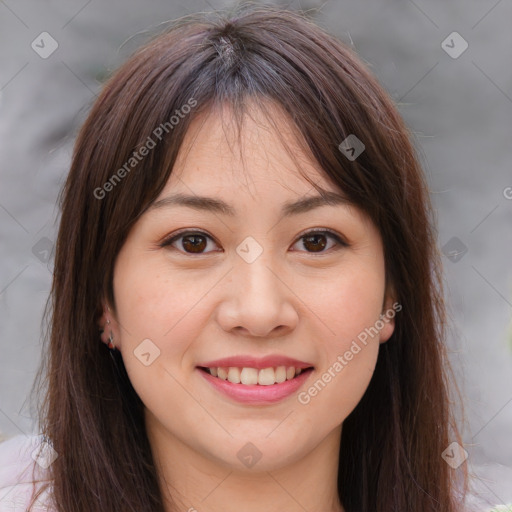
378, 287, 400, 344
98, 301, 121, 349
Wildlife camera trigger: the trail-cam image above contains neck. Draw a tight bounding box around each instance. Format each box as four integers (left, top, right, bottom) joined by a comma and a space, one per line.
145, 410, 345, 512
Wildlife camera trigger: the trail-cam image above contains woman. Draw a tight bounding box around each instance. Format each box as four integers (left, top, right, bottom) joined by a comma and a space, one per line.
0, 3, 474, 511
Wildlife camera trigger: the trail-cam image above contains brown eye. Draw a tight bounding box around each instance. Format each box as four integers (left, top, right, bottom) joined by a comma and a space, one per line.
303, 233, 328, 252
181, 234, 208, 253
292, 230, 347, 254
161, 229, 347, 255
161, 231, 217, 254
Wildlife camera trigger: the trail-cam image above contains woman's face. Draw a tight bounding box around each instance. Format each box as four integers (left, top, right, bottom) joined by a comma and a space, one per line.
108, 102, 395, 472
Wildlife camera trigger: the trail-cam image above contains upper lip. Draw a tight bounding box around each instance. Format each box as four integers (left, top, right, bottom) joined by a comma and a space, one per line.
198, 355, 313, 370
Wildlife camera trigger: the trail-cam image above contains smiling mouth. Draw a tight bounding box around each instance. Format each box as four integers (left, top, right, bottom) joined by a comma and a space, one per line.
197, 366, 314, 386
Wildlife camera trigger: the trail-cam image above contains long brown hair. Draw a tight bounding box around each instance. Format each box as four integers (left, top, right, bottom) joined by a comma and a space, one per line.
32, 3, 467, 511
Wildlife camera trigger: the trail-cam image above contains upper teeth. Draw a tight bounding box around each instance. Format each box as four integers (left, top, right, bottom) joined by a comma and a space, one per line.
209, 366, 303, 385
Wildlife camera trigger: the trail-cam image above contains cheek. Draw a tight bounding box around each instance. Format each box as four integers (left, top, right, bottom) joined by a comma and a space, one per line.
112, 257, 205, 422
299, 313, 381, 435
310, 254, 386, 348
309, 344, 379, 435
296, 257, 385, 425
112, 252, 214, 375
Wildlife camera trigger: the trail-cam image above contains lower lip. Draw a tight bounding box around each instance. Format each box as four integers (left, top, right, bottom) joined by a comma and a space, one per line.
197, 368, 313, 404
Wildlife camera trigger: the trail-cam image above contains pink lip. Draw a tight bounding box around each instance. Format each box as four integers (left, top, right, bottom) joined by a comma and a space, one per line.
199, 355, 313, 370
197, 367, 314, 404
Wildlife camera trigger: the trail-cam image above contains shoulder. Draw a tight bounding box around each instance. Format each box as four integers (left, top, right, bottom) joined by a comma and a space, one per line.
463, 463, 512, 512
462, 487, 512, 512
0, 434, 56, 511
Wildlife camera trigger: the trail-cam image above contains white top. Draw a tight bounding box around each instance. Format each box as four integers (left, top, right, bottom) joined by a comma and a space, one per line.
0, 434, 55, 512
0, 434, 508, 512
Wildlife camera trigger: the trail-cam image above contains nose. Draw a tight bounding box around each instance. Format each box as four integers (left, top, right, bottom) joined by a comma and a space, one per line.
215, 254, 299, 339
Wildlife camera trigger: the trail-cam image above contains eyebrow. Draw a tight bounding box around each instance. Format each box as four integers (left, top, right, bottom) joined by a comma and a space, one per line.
149, 191, 350, 219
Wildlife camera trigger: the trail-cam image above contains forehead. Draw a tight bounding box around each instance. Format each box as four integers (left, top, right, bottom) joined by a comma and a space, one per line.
165, 100, 334, 196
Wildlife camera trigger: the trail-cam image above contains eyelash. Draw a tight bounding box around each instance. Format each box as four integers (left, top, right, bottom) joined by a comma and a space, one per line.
159, 228, 349, 255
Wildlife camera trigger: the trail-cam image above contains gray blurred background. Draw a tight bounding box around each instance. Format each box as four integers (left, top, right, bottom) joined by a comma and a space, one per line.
1, 0, 511, 507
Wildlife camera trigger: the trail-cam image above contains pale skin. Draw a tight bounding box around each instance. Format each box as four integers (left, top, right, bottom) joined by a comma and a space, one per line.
99, 101, 396, 512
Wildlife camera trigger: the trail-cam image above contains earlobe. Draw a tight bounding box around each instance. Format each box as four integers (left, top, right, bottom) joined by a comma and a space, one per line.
379, 293, 399, 344
98, 302, 117, 350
